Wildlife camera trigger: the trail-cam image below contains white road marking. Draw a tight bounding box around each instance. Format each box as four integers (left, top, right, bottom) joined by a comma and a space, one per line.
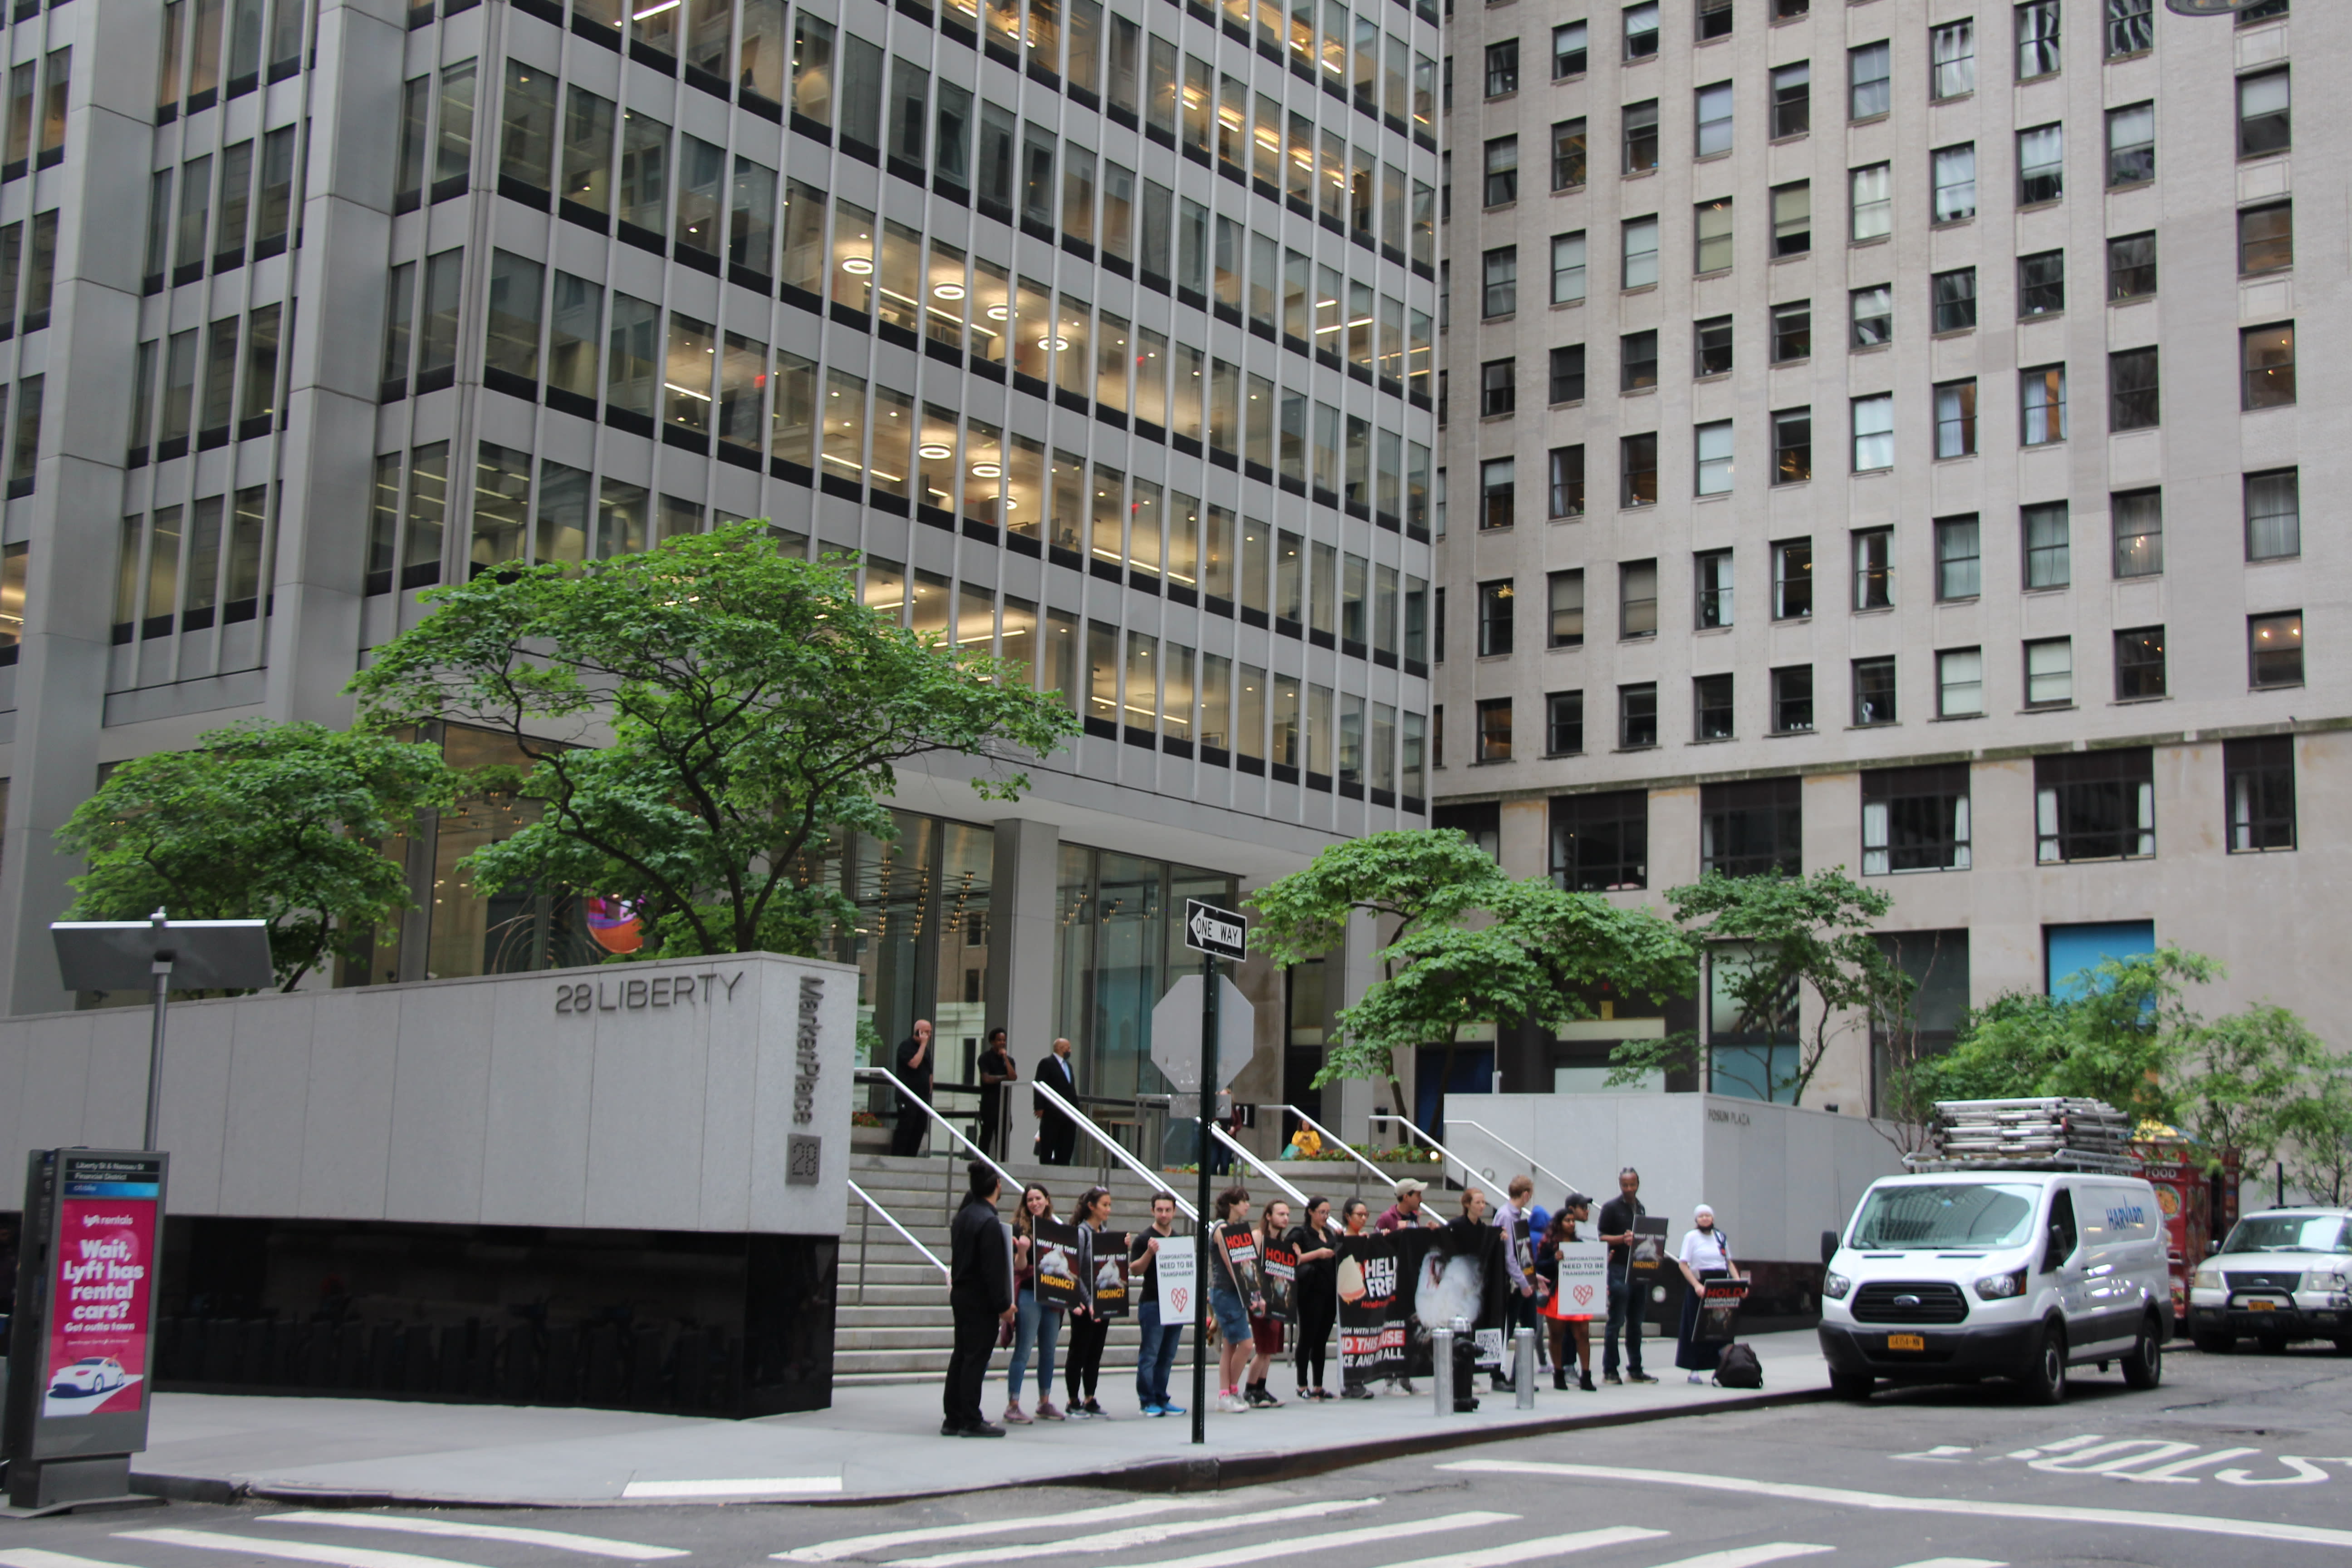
886, 1499, 1378, 1568
2, 1553, 138, 1568
1115, 1512, 1520, 1568
1893, 1446, 1974, 1463
1892, 1560, 2008, 1568
2002, 1434, 2104, 1460
260, 1513, 687, 1560
774, 1500, 1228, 1562
1642, 1549, 1832, 1568
623, 1478, 841, 1498
2028, 1440, 2200, 1475
117, 1530, 490, 1568
2216, 1457, 2352, 1487
1367, 1527, 1669, 1568
1443, 1460, 2352, 1551
2113, 1448, 2261, 1484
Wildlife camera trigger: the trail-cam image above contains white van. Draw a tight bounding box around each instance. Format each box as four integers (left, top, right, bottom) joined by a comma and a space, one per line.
1817, 1169, 2173, 1402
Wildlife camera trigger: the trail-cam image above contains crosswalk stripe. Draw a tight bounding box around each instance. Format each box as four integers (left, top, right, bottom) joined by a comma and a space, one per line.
1366, 1525, 1671, 1568
1893, 1559, 2008, 1567
887, 1499, 1381, 1568
260, 1513, 687, 1561
1643, 1548, 1833, 1568
1, 1552, 139, 1568
117, 1529, 492, 1568
1113, 1511, 1520, 1568
774, 1500, 1228, 1563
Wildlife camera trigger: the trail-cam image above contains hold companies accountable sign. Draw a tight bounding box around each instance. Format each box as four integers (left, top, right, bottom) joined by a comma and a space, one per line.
552, 963, 828, 1189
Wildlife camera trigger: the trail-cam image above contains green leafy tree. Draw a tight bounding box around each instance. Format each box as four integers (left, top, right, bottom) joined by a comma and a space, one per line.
2282, 1070, 2352, 1206
1250, 832, 1694, 1118
1609, 869, 1908, 1107
2176, 1004, 2333, 1175
348, 524, 1079, 959
56, 720, 459, 991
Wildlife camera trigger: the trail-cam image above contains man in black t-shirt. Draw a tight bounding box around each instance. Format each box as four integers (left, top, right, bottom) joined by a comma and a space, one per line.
890, 1020, 935, 1157
975, 1027, 1016, 1159
1596, 1166, 1656, 1384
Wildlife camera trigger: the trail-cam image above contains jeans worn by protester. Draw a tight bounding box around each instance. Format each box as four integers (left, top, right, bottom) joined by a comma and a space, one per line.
1135, 1298, 1185, 1411
1603, 1264, 1646, 1379
1005, 1286, 1063, 1417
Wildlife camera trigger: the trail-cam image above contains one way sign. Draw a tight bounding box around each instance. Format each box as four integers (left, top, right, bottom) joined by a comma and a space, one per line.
1182, 899, 1249, 961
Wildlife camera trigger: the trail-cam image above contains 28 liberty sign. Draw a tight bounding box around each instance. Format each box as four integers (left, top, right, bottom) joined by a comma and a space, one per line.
553, 970, 746, 1013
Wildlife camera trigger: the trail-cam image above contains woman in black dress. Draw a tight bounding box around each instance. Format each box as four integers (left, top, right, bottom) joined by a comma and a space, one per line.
1291, 1196, 1338, 1400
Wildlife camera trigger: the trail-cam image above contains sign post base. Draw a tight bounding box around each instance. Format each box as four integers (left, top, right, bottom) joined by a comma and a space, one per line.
3, 1452, 161, 1514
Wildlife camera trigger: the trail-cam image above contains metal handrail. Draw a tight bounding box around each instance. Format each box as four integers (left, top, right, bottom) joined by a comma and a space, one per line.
1446, 1118, 1586, 1204
1209, 1123, 1310, 1210
1368, 1112, 1487, 1192
1031, 1079, 1199, 1221
848, 1178, 949, 1303
1272, 1103, 1401, 1191
857, 1066, 1020, 1195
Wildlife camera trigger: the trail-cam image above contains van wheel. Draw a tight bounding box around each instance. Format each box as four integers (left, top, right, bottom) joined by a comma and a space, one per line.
2258, 1333, 2291, 1355
2193, 1331, 2233, 1355
2024, 1322, 2068, 1404
2122, 1314, 2164, 1389
1829, 1372, 1874, 1401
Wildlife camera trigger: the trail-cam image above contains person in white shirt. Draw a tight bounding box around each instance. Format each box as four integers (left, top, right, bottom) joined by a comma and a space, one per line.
1673, 1204, 1743, 1383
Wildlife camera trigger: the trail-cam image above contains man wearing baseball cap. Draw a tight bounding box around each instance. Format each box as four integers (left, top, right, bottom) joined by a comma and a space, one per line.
1376, 1177, 1442, 1234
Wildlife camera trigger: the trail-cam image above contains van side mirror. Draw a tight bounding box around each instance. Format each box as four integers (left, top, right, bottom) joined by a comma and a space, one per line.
1821, 1229, 1839, 1265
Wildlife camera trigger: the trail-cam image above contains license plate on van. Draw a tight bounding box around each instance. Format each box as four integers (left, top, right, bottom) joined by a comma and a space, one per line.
2247, 1299, 2277, 1312
1886, 1333, 1926, 1352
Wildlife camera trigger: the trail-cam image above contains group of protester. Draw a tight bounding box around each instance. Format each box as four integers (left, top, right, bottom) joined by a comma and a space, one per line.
941, 1159, 1749, 1438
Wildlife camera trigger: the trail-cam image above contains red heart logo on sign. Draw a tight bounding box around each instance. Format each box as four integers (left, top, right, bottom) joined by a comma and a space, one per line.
1572, 1284, 1594, 1307
1172, 1288, 1188, 1312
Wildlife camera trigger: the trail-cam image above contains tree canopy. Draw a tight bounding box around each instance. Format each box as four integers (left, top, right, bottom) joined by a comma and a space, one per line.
348, 524, 1078, 958
55, 720, 458, 990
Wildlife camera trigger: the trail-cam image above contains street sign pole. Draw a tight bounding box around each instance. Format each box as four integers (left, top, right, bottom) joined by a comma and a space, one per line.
1192, 945, 1214, 1447
1177, 897, 1248, 1447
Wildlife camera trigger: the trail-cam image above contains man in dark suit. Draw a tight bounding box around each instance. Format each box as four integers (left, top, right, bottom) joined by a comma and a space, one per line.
944, 1161, 1014, 1437
890, 1019, 934, 1157
1033, 1036, 1078, 1165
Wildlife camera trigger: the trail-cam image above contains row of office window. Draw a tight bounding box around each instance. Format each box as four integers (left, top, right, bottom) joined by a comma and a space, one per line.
0, 44, 65, 178
109, 485, 278, 644
473, 0, 1439, 144
122, 304, 291, 466
138, 129, 303, 294
1473, 334, 2294, 519
1466, 618, 2300, 778
1468, 478, 2300, 651
1536, 737, 2294, 900
155, 0, 306, 118
1499, 0, 2280, 96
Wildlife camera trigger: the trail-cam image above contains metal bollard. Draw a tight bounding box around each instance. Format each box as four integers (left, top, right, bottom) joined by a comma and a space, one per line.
1514, 1326, 1536, 1408
1431, 1327, 1454, 1416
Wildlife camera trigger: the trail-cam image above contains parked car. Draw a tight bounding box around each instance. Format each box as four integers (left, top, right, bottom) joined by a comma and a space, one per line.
2187, 1208, 2352, 1355
47, 1355, 128, 1396
1818, 1169, 2172, 1403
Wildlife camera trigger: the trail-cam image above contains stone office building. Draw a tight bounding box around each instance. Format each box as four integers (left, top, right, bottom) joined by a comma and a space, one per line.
0, 0, 1443, 1122
1432, 0, 2346, 1114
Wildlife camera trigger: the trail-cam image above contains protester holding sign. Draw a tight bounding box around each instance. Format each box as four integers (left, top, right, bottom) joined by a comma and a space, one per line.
1004, 1185, 1067, 1425
1538, 1197, 1600, 1391
1291, 1196, 1339, 1401
1244, 1199, 1293, 1407
1492, 1177, 1539, 1392
1062, 1186, 1117, 1416
1210, 1187, 1265, 1413
1333, 1199, 1381, 1400
1674, 1204, 1744, 1383
1132, 1192, 1188, 1416
1597, 1167, 1658, 1386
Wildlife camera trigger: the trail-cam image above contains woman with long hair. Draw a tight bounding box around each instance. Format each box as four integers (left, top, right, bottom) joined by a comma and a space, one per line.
1209, 1186, 1262, 1412
1292, 1196, 1338, 1401
1062, 1185, 1115, 1418
1244, 1199, 1292, 1407
1537, 1196, 1597, 1391
1336, 1198, 1374, 1400
1003, 1183, 1065, 1424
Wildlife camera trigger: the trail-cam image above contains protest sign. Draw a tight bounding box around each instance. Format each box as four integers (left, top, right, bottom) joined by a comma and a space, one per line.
1092, 1229, 1131, 1317
1155, 1233, 1196, 1321
1554, 1237, 1607, 1316
1259, 1230, 1298, 1321
1336, 1233, 1405, 1376
1218, 1222, 1264, 1303
1034, 1219, 1086, 1312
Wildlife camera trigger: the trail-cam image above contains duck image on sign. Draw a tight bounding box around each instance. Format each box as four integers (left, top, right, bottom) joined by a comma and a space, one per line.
586, 896, 643, 955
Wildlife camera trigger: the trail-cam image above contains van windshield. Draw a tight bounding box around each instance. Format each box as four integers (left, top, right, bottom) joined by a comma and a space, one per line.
1849, 1183, 2041, 1250
2220, 1215, 2352, 1256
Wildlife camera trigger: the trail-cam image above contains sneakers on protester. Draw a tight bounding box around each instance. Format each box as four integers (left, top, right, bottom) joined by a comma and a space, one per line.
1002, 1403, 1032, 1425
1035, 1400, 1066, 1421
1083, 1399, 1107, 1417
1216, 1392, 1249, 1413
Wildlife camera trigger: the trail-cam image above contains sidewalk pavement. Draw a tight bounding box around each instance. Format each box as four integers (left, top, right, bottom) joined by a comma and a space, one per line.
133, 1331, 1828, 1508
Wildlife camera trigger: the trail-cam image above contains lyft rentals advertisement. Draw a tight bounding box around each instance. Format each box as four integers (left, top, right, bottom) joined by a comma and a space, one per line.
41, 1154, 163, 1419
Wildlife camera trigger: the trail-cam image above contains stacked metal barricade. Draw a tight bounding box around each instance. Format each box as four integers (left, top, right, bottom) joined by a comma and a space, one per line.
1904, 1098, 2140, 1173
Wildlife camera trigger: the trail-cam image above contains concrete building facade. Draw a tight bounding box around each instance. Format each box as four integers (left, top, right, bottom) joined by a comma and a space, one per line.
0, 0, 1442, 1124
1433, 0, 2345, 1113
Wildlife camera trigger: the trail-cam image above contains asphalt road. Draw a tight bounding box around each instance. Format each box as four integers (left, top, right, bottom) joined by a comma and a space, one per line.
11, 1342, 2352, 1568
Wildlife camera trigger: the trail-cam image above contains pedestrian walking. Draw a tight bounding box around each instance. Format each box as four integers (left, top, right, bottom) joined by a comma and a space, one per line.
944, 1161, 1014, 1438
1130, 1191, 1186, 1416
1033, 1037, 1078, 1165
891, 1019, 936, 1157
1063, 1185, 1115, 1417
1537, 1197, 1597, 1391
1002, 1183, 1066, 1425
976, 1027, 1017, 1161
1292, 1196, 1338, 1401
1337, 1198, 1376, 1401
1492, 1176, 1539, 1392
1674, 1204, 1742, 1383
1243, 1198, 1290, 1407
1597, 1166, 1657, 1385
1209, 1186, 1263, 1412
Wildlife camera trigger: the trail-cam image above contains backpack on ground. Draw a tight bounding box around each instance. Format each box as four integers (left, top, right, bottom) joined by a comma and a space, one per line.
1714, 1342, 1763, 1389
